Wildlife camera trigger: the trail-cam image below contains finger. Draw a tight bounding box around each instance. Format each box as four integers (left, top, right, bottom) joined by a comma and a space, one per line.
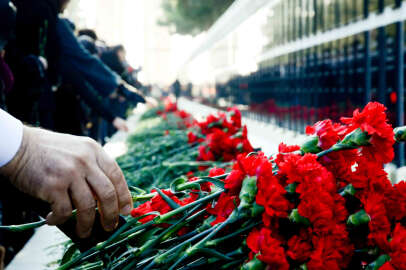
70, 181, 97, 238
46, 190, 73, 226
96, 149, 133, 216
86, 167, 120, 232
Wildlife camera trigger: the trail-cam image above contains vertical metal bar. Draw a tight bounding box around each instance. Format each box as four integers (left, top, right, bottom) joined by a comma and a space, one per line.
299, 0, 303, 39
306, 0, 310, 36
288, 0, 292, 42
335, 0, 340, 27
319, 0, 324, 32
293, 0, 297, 42
281, 1, 286, 44
395, 0, 405, 166
377, 0, 386, 104
363, 0, 372, 103
313, 0, 318, 34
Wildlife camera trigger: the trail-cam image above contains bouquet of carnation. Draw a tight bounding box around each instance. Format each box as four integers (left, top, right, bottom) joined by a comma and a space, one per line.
118, 98, 253, 191
3, 102, 406, 270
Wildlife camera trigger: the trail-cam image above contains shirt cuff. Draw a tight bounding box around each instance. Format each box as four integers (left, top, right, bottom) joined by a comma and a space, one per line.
0, 109, 24, 167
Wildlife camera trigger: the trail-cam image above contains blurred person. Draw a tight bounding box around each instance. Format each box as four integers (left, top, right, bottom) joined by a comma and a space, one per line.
78, 29, 98, 41
6, 0, 67, 129
78, 29, 99, 56
55, 17, 152, 142
172, 79, 181, 100
54, 17, 135, 138
100, 45, 126, 77
0, 2, 131, 266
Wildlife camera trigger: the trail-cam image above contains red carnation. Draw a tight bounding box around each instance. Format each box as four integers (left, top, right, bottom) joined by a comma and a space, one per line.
224, 170, 245, 195
307, 236, 343, 270
131, 189, 182, 223
277, 153, 336, 196
198, 145, 215, 161
363, 194, 391, 249
227, 107, 242, 129
188, 132, 202, 144
256, 173, 291, 220
206, 193, 239, 225
246, 227, 289, 270
306, 119, 346, 150
385, 223, 406, 269
208, 167, 226, 177
385, 181, 406, 221
175, 110, 190, 119
341, 102, 395, 164
287, 229, 313, 262
233, 152, 270, 177
348, 157, 392, 200
278, 143, 300, 153
298, 189, 335, 234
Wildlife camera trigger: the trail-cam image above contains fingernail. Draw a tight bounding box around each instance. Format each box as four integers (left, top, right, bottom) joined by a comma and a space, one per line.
120, 204, 133, 216
106, 218, 119, 232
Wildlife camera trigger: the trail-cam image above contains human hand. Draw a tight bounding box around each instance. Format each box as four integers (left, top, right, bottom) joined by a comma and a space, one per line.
0, 127, 133, 238
145, 96, 158, 108
113, 117, 129, 132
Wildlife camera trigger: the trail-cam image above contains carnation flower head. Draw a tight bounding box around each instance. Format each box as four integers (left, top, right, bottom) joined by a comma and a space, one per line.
287, 229, 313, 262
246, 227, 289, 270
227, 107, 242, 129
341, 102, 395, 164
363, 194, 391, 249
131, 189, 182, 223
385, 181, 406, 221
206, 193, 239, 225
306, 119, 347, 149
385, 223, 406, 269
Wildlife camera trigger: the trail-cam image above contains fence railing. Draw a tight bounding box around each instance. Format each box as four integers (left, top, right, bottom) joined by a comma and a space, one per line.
214, 0, 406, 164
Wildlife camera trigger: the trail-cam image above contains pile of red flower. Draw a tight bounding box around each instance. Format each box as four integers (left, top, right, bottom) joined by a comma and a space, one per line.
188, 107, 254, 162
59, 102, 406, 270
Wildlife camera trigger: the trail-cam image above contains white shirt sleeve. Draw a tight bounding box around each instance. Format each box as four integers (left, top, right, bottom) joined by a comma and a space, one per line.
0, 109, 24, 167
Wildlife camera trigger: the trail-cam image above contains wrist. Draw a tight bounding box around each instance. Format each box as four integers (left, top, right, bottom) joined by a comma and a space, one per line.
0, 126, 31, 181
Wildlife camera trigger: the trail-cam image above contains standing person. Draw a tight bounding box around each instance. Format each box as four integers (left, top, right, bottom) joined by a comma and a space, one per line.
55, 17, 150, 142
6, 0, 66, 129
54, 18, 133, 139
172, 79, 181, 100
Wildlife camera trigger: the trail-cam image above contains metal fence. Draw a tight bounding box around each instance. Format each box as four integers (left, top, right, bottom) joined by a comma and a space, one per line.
215, 0, 406, 164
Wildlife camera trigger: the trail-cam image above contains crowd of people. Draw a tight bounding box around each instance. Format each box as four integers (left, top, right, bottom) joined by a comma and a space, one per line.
0, 0, 157, 266
1, 0, 151, 143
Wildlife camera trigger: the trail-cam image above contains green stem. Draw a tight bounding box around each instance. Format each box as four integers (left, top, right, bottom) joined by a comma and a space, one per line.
132, 193, 156, 202
205, 221, 260, 247
0, 219, 46, 232
57, 213, 158, 270
136, 205, 203, 258
317, 143, 356, 158
158, 190, 223, 223
145, 227, 216, 269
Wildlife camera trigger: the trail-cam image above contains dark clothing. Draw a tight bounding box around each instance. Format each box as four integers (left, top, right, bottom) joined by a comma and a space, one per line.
57, 18, 120, 97
6, 0, 59, 128
58, 68, 116, 123
173, 80, 181, 98
54, 68, 116, 136
100, 49, 126, 76
54, 18, 118, 136
12, 0, 60, 84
